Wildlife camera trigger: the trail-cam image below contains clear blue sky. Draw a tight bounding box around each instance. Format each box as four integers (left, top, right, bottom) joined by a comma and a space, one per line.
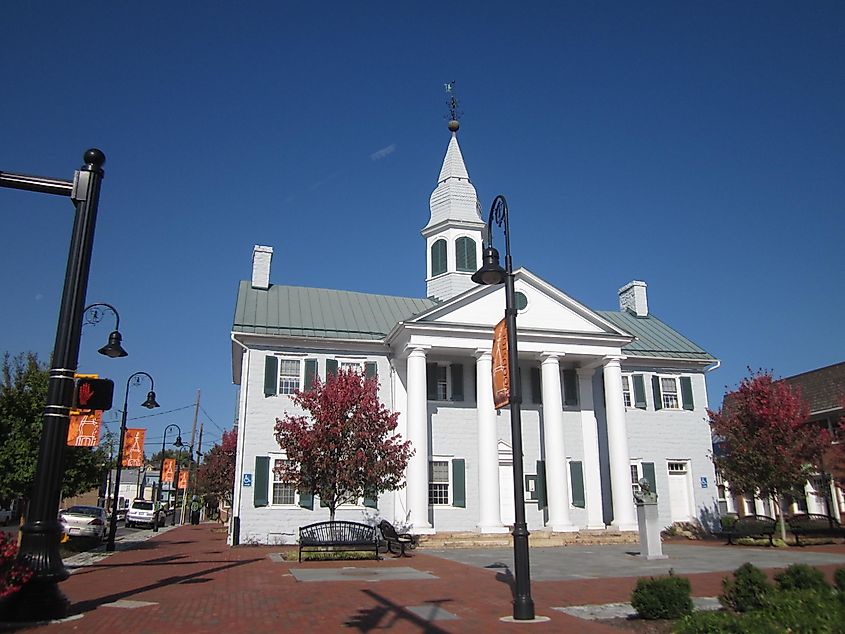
1, 3, 842, 456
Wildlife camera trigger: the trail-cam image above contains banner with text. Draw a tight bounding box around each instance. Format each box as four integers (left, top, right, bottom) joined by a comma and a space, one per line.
492, 318, 510, 409
178, 470, 189, 490
67, 409, 102, 447
162, 458, 176, 483
123, 428, 146, 467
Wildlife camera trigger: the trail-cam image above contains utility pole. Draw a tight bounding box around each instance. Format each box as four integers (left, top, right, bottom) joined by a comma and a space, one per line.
181, 390, 200, 525
195, 423, 204, 520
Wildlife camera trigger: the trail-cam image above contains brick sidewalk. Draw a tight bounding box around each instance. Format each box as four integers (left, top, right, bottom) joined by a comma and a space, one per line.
20, 526, 845, 633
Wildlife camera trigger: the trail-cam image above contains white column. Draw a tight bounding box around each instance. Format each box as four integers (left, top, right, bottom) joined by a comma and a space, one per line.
831, 480, 842, 522
476, 350, 507, 533
577, 367, 605, 529
406, 346, 433, 532
603, 357, 637, 531
541, 354, 575, 531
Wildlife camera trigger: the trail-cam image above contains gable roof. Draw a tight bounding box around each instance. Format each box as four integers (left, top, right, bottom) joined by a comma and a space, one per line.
782, 362, 845, 415
232, 281, 435, 340
598, 310, 717, 363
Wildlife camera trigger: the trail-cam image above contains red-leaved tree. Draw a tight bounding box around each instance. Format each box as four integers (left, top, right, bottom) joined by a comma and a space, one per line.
0, 531, 31, 599
709, 370, 829, 540
274, 369, 413, 521
195, 429, 237, 514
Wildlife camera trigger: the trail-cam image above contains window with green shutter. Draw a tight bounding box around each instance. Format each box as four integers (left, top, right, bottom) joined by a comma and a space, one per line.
452, 459, 466, 508
325, 358, 338, 377
365, 361, 377, 378
426, 363, 438, 400
298, 490, 313, 510
563, 369, 578, 406
632, 374, 647, 409
431, 239, 447, 276
455, 236, 477, 272
253, 456, 270, 507
535, 460, 547, 509
264, 356, 278, 397
680, 376, 694, 410
450, 363, 464, 401
642, 462, 657, 494
570, 461, 585, 508
652, 375, 663, 411
530, 367, 542, 404
363, 491, 378, 509
304, 359, 318, 390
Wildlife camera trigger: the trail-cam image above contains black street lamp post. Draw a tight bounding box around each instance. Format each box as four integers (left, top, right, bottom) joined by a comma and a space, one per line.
0, 150, 107, 620
155, 424, 182, 532
106, 372, 159, 551
472, 195, 536, 621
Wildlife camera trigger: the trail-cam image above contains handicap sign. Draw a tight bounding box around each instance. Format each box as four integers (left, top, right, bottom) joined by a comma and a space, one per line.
700, 476, 708, 488
243, 473, 253, 487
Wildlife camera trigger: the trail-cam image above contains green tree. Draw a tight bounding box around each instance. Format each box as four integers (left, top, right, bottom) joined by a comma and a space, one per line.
275, 369, 412, 521
0, 352, 109, 506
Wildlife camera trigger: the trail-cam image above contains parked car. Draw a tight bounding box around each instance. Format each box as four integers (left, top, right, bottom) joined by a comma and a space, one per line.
125, 499, 165, 529
60, 505, 108, 541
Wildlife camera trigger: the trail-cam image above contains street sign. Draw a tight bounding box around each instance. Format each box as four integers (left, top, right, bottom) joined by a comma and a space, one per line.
243, 473, 253, 487
700, 477, 708, 488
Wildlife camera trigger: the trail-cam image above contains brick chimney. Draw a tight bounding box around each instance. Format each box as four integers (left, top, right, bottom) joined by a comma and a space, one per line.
619, 280, 648, 317
251, 245, 273, 290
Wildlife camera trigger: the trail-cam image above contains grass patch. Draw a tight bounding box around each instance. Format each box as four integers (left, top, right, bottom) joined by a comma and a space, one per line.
283, 549, 379, 562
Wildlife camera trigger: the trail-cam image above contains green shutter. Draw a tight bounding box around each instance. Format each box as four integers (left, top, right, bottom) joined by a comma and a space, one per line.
642, 462, 657, 494
253, 456, 269, 507
632, 374, 647, 409
431, 239, 447, 276
304, 358, 317, 390
263, 356, 278, 397
563, 369, 578, 406
530, 367, 542, 404
456, 237, 476, 272
319, 496, 329, 508
363, 491, 378, 508
365, 361, 377, 378
450, 363, 464, 401
680, 376, 694, 410
426, 363, 438, 400
452, 459, 466, 507
471, 368, 477, 402
298, 490, 313, 510
536, 460, 547, 509
570, 461, 585, 508
325, 358, 338, 377
652, 375, 663, 411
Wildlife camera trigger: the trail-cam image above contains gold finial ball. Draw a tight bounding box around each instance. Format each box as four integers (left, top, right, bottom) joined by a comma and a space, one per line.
448, 119, 460, 132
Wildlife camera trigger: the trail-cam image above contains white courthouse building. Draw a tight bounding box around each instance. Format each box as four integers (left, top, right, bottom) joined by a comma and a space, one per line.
229, 123, 720, 545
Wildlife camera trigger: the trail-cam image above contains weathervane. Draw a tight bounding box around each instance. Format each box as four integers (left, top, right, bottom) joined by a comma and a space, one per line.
444, 81, 462, 131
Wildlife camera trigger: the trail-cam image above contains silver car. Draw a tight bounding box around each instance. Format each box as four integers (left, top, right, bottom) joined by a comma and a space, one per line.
60, 505, 108, 541
125, 499, 164, 529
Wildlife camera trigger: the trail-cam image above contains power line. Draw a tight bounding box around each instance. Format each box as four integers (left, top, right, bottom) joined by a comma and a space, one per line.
199, 405, 228, 435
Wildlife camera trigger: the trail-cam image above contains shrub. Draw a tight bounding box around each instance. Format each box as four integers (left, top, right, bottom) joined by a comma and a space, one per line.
630, 573, 693, 620
720, 514, 738, 531
720, 563, 772, 613
674, 611, 744, 633
774, 563, 830, 592
834, 568, 845, 592
0, 531, 32, 599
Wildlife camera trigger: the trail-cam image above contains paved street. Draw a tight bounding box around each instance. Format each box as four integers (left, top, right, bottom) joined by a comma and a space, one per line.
6, 526, 845, 633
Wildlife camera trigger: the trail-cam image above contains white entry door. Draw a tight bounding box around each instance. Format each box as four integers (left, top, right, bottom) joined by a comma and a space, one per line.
667, 461, 693, 522
499, 463, 515, 526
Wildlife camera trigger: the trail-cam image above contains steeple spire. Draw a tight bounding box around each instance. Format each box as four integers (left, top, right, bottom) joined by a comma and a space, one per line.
422, 85, 485, 301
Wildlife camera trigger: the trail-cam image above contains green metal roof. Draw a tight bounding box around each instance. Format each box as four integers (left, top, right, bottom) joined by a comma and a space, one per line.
598, 310, 716, 362
232, 281, 436, 340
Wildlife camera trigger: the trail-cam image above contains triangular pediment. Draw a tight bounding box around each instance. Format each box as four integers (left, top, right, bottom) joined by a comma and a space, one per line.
410, 268, 626, 337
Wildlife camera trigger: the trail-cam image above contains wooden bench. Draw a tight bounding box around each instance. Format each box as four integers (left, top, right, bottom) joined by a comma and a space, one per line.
720, 514, 777, 545
786, 513, 845, 546
378, 520, 418, 557
298, 520, 379, 562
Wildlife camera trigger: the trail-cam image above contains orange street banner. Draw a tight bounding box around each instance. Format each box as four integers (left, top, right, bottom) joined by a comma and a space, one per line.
67, 409, 102, 447
178, 470, 188, 490
162, 458, 176, 483
123, 429, 146, 467
492, 318, 510, 409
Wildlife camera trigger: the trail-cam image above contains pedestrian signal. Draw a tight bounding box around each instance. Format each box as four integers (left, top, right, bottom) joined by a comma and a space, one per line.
73, 377, 115, 411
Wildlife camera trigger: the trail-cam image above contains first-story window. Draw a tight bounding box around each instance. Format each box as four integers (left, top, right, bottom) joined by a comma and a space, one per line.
630, 462, 641, 496
279, 359, 301, 395
272, 459, 297, 505
429, 461, 450, 505
340, 361, 363, 373
621, 375, 632, 408
426, 363, 464, 401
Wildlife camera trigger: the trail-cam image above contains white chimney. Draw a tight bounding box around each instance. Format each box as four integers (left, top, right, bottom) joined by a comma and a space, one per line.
619, 280, 648, 317
251, 245, 273, 290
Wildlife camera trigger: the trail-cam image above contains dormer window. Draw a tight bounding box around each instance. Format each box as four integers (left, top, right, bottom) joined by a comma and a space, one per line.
431, 239, 447, 277
455, 236, 476, 272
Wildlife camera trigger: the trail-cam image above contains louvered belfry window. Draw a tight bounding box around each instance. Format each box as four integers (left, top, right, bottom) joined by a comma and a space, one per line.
455, 236, 476, 272
431, 239, 447, 276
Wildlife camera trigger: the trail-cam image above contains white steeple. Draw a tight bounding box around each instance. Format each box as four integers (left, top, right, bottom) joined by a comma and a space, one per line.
422, 120, 486, 301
